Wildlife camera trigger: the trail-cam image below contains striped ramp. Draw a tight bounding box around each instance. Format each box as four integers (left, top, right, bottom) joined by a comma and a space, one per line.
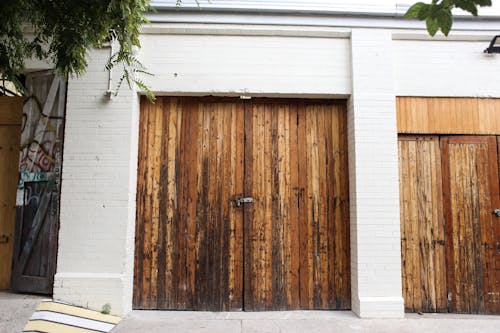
24, 301, 121, 333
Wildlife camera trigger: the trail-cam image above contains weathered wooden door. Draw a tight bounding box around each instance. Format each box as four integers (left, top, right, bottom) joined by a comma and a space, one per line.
399, 135, 500, 314
0, 97, 22, 289
134, 97, 350, 311
10, 72, 66, 294
441, 136, 499, 314
243, 100, 350, 310
134, 98, 245, 310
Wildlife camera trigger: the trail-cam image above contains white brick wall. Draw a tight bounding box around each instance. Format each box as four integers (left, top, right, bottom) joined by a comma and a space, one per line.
394, 39, 500, 97
348, 29, 404, 318
54, 48, 139, 316
138, 34, 351, 96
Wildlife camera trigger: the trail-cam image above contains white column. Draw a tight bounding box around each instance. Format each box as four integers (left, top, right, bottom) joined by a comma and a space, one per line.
54, 48, 140, 316
348, 29, 404, 318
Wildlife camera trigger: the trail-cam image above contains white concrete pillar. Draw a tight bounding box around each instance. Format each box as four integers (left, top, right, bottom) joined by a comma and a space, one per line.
54, 48, 139, 316
348, 29, 404, 318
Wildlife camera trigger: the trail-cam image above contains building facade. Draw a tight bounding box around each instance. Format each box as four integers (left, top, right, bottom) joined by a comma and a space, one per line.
32, 1, 500, 318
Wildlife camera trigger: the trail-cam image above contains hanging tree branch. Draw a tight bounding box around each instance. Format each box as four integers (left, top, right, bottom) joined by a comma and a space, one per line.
0, 0, 154, 98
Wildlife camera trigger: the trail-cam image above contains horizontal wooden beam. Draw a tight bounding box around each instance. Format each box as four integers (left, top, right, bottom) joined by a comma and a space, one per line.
397, 97, 500, 135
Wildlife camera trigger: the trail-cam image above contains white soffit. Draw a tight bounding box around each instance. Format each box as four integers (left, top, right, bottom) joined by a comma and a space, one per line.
151, 0, 500, 17
148, 1, 500, 31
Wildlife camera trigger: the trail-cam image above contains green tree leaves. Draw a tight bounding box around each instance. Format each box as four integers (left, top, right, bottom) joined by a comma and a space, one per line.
0, 0, 153, 97
405, 0, 492, 36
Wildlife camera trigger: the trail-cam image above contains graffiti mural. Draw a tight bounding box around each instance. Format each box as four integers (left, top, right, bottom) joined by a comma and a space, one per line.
17, 73, 65, 189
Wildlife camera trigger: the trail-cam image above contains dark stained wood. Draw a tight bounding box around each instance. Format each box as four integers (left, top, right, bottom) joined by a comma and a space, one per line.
135, 97, 350, 311
398, 136, 447, 313
134, 97, 245, 310
244, 99, 350, 310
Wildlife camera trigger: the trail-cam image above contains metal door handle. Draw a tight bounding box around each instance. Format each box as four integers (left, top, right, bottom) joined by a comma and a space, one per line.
494, 209, 500, 217
232, 196, 253, 207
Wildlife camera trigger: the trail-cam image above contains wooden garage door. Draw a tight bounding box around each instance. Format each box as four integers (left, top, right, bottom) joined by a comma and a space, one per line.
134, 97, 350, 311
399, 135, 500, 314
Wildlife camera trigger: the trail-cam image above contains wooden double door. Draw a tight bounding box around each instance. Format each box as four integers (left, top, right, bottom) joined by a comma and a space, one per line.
134, 97, 350, 311
399, 135, 500, 314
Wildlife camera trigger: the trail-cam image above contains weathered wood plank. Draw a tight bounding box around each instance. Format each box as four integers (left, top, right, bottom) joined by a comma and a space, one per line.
243, 102, 254, 311
288, 103, 300, 310
441, 136, 499, 314
399, 136, 447, 312
263, 104, 273, 309
0, 115, 22, 289
232, 101, 244, 310
297, 104, 309, 309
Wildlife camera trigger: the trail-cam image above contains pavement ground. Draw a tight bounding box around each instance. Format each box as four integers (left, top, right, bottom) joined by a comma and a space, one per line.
0, 291, 48, 332
112, 309, 500, 333
1, 292, 499, 333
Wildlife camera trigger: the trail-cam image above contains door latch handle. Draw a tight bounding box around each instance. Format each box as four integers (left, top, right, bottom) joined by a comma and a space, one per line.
232, 196, 253, 207
494, 209, 500, 217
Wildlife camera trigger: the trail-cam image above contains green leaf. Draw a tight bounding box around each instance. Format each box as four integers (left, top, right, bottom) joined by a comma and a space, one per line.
474, 0, 492, 6
437, 9, 453, 35
417, 5, 431, 20
456, 0, 478, 15
404, 2, 427, 18
426, 17, 439, 36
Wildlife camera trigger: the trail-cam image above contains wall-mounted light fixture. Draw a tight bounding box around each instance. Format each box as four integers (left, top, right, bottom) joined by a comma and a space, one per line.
484, 35, 500, 54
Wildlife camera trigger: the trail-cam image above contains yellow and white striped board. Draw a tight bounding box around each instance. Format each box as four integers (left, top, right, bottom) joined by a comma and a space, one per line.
24, 301, 121, 333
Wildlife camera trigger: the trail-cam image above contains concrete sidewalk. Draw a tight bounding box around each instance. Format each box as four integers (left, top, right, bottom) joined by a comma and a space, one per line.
112, 310, 500, 333
1, 292, 498, 333
0, 291, 47, 332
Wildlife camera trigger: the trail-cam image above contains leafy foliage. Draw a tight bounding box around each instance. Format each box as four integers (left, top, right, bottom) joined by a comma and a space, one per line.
0, 0, 153, 98
405, 0, 492, 36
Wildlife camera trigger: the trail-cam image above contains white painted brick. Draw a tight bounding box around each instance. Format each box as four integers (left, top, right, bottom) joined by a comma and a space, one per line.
139, 34, 351, 96
348, 29, 404, 318
394, 40, 500, 97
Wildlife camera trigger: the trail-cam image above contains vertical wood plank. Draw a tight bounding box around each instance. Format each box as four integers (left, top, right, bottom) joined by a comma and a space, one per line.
288, 103, 300, 309
0, 97, 22, 289
243, 102, 254, 311
133, 97, 148, 307
297, 103, 309, 308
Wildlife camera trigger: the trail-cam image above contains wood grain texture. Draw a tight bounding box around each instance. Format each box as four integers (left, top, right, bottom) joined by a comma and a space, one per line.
0, 97, 23, 289
244, 99, 350, 310
398, 136, 447, 312
399, 135, 500, 315
134, 97, 244, 310
397, 97, 500, 135
441, 136, 500, 315
135, 97, 350, 311
0, 97, 23, 125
